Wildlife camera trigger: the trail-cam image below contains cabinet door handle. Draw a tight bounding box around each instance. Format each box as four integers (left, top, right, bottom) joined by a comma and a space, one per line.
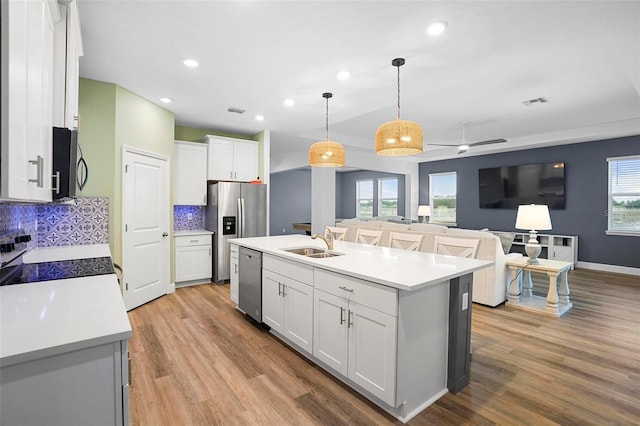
278, 282, 282, 296
234, 263, 238, 273
282, 283, 286, 297
52, 171, 60, 194
347, 310, 353, 328
339, 286, 354, 292
230, 171, 233, 178
209, 248, 211, 256
340, 306, 345, 325
28, 155, 44, 187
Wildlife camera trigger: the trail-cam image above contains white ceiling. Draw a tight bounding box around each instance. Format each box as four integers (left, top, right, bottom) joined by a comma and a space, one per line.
77, 0, 640, 164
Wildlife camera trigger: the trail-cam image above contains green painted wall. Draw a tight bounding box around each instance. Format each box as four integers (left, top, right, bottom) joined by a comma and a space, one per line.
79, 78, 175, 274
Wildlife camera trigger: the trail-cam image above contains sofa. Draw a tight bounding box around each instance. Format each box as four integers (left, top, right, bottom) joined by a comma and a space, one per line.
336, 219, 522, 307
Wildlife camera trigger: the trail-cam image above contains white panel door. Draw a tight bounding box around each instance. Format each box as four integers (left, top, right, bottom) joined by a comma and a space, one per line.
122, 147, 170, 311
313, 289, 348, 376
348, 303, 397, 405
282, 278, 313, 354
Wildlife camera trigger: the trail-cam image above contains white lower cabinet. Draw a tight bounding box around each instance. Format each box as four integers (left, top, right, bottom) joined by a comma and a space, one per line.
262, 269, 313, 354
230, 243, 239, 304
1, 339, 130, 426
313, 281, 397, 405
174, 234, 212, 285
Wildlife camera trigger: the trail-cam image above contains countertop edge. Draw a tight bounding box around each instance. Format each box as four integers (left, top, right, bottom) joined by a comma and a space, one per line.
0, 329, 133, 368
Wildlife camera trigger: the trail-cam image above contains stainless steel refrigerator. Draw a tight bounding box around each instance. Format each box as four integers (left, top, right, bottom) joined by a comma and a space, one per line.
205, 182, 267, 283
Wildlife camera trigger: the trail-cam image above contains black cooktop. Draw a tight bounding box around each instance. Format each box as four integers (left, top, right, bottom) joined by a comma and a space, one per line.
0, 255, 115, 286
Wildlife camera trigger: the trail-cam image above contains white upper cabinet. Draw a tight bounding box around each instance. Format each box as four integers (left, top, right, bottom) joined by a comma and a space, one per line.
173, 141, 207, 205
1, 0, 58, 201
53, 0, 83, 129
203, 135, 259, 182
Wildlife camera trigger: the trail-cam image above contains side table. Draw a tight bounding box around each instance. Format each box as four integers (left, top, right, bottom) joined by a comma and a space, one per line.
505, 257, 573, 317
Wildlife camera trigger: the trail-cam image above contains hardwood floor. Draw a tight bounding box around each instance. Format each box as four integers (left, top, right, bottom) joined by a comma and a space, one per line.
127, 269, 640, 425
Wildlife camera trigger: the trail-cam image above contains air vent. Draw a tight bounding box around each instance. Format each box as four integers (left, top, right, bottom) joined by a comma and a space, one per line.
227, 107, 245, 114
522, 97, 548, 106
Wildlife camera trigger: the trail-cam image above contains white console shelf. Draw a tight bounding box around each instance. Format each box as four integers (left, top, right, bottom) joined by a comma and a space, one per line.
509, 232, 578, 268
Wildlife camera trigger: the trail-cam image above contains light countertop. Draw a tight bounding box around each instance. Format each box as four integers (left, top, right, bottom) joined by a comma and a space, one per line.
229, 235, 493, 291
1, 244, 132, 368
23, 243, 112, 263
174, 230, 214, 237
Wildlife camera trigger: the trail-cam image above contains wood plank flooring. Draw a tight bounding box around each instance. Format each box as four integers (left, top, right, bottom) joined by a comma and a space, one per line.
127, 269, 640, 425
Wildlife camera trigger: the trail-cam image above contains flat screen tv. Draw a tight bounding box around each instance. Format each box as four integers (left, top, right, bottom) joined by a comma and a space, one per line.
478, 162, 565, 209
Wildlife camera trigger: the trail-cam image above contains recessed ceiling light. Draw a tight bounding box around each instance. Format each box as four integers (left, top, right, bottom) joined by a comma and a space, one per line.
183, 59, 198, 68
427, 21, 448, 36
255, 115, 265, 121
284, 98, 295, 107
160, 97, 173, 103
337, 70, 351, 80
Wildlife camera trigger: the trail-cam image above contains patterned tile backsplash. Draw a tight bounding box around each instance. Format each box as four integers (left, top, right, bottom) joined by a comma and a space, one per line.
0, 203, 39, 252
0, 197, 109, 250
174, 205, 205, 231
38, 197, 109, 247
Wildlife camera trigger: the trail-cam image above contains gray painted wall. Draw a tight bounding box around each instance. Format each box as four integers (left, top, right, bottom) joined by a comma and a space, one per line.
418, 135, 640, 268
269, 169, 311, 235
336, 170, 406, 219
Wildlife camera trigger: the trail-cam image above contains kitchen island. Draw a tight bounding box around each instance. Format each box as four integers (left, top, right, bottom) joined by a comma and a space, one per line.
230, 234, 493, 423
1, 244, 132, 426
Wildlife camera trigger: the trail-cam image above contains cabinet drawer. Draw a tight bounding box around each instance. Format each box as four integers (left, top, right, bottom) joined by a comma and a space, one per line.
263, 254, 313, 285
175, 235, 212, 247
314, 269, 397, 316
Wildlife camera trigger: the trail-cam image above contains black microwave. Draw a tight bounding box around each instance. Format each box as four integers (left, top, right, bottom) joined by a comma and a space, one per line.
52, 127, 88, 200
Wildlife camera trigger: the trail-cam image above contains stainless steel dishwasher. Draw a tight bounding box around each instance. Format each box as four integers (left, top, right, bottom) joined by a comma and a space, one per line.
238, 247, 262, 322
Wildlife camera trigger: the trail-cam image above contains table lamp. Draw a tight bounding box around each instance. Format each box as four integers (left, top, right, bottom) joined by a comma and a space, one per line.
515, 204, 552, 264
417, 205, 430, 223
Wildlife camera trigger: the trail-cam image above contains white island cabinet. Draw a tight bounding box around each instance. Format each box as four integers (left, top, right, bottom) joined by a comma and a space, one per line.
262, 254, 314, 354
230, 234, 492, 423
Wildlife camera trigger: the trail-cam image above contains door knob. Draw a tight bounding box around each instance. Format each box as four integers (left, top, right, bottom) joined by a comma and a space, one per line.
162, 232, 168, 237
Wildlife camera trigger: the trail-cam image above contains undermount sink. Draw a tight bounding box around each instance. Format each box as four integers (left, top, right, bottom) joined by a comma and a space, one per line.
282, 247, 344, 258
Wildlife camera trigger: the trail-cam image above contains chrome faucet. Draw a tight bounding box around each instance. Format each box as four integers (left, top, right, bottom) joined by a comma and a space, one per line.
311, 233, 333, 251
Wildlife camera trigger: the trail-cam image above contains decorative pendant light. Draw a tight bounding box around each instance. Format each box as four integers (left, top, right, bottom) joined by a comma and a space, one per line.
309, 92, 345, 167
375, 58, 423, 156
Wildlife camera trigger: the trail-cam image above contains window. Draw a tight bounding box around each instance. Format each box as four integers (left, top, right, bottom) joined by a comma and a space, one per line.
378, 178, 398, 217
607, 155, 640, 236
429, 172, 457, 225
356, 179, 374, 218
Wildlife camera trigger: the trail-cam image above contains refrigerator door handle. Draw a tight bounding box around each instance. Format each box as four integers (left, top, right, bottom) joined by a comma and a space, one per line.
241, 198, 246, 238
237, 197, 242, 238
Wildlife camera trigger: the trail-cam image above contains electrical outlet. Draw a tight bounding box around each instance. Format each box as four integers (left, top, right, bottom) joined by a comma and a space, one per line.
187, 213, 193, 221
282, 228, 286, 233
462, 292, 469, 311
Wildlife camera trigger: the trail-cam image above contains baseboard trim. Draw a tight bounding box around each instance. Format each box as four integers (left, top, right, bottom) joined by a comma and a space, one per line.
576, 261, 640, 276
168, 282, 176, 293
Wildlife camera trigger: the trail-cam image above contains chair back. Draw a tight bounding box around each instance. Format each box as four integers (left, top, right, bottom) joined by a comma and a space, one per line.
355, 228, 383, 246
389, 232, 423, 251
325, 226, 347, 241
434, 236, 480, 259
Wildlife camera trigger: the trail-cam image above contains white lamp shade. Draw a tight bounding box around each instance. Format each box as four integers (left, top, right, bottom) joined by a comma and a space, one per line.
417, 205, 431, 216
515, 204, 552, 231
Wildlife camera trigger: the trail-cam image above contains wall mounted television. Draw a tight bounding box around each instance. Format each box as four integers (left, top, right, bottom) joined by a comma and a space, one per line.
478, 162, 566, 209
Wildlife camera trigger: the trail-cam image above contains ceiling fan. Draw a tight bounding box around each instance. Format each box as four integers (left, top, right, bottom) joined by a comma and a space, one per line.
430, 122, 507, 154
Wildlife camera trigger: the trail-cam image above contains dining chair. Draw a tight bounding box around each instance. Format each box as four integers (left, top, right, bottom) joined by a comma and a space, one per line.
325, 226, 347, 241
389, 232, 423, 251
355, 228, 383, 246
434, 236, 480, 259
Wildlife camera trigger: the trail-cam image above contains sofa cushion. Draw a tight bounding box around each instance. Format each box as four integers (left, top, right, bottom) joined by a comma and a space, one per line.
380, 222, 411, 231
491, 231, 516, 254
409, 223, 448, 233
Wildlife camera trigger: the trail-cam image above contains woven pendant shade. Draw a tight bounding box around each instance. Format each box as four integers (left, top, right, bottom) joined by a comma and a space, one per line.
309, 92, 345, 167
375, 119, 423, 156
376, 58, 423, 156
309, 140, 345, 167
